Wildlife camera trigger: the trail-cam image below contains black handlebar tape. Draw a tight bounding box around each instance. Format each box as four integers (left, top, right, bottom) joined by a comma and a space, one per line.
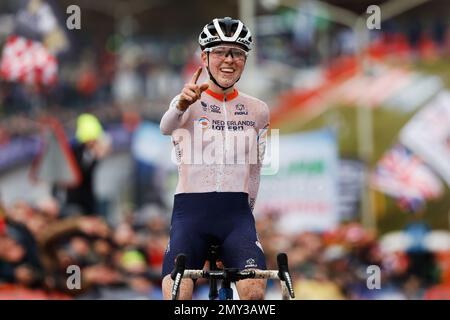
171, 254, 186, 280
171, 254, 186, 300
277, 253, 295, 298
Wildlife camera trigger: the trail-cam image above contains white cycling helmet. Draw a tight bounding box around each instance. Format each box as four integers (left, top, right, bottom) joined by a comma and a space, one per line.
198, 17, 252, 52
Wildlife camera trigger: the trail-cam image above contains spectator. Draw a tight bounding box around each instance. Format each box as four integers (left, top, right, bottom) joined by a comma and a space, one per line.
55, 113, 112, 216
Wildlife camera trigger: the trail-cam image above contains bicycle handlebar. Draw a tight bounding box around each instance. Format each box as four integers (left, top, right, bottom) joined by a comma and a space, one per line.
182, 269, 281, 280
170, 252, 296, 300
277, 253, 295, 299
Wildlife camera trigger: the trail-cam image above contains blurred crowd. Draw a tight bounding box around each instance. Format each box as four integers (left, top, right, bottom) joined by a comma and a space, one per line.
2, 19, 450, 141
1, 195, 449, 299
0, 198, 169, 299
257, 214, 450, 300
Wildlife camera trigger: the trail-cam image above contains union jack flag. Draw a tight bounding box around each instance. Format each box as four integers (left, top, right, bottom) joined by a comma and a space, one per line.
371, 144, 443, 200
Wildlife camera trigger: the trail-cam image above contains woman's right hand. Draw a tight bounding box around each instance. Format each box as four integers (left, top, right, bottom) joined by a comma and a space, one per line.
176, 67, 209, 112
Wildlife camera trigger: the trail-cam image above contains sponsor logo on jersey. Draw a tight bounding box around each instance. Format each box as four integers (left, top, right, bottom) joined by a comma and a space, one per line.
209, 104, 221, 113
235, 103, 248, 115
173, 140, 182, 163
211, 119, 226, 130
198, 116, 210, 129
201, 101, 208, 112
245, 258, 257, 268
211, 119, 243, 131
211, 119, 255, 131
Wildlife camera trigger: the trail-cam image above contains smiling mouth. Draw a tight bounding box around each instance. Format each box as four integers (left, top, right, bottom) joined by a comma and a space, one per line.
220, 68, 235, 74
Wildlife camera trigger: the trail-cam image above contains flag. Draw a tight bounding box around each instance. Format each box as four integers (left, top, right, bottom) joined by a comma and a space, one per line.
371, 144, 443, 201
399, 91, 450, 186
0, 34, 57, 86
396, 196, 426, 213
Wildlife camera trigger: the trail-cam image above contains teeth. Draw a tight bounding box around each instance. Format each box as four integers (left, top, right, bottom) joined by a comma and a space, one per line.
221, 68, 234, 73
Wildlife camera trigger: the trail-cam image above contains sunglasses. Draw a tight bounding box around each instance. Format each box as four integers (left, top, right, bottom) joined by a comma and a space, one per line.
204, 46, 249, 61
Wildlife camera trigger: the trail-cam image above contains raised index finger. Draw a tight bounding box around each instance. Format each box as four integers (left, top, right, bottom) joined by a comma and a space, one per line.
190, 67, 202, 84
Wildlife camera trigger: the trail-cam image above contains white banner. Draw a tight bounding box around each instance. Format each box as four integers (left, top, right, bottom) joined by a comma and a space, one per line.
338, 159, 365, 221
255, 129, 339, 233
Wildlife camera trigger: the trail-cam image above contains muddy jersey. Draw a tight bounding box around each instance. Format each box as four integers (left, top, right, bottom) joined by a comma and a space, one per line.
160, 88, 269, 210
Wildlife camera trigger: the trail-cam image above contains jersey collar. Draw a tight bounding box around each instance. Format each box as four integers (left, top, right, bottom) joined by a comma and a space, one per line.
205, 88, 239, 101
